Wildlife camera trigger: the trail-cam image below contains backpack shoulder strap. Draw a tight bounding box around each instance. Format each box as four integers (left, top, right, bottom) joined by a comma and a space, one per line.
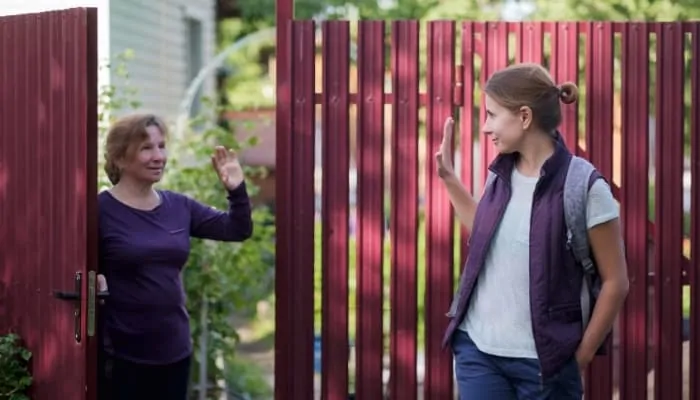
564, 156, 603, 330
563, 156, 599, 275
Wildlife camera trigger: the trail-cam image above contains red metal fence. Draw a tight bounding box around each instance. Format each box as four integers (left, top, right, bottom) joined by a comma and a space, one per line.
275, 20, 700, 399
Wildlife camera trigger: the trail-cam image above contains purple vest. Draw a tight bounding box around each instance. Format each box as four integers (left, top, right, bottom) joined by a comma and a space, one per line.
443, 136, 590, 381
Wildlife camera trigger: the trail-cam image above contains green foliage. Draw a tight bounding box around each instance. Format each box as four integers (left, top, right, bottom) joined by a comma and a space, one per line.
163, 101, 275, 394
217, 19, 276, 111
99, 50, 274, 398
217, 0, 502, 113
231, 0, 501, 24
98, 49, 141, 120
528, 0, 700, 20
97, 50, 142, 190
224, 357, 273, 399
0, 334, 32, 400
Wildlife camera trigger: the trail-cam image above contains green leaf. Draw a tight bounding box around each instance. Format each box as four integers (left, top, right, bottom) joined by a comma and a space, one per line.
0, 333, 33, 397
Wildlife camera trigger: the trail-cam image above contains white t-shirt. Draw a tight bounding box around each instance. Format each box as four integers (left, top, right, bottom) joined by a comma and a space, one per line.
458, 167, 619, 359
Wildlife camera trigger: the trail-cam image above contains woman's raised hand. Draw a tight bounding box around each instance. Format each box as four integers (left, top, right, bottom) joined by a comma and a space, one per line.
211, 146, 245, 191
435, 117, 456, 179
432, 116, 478, 231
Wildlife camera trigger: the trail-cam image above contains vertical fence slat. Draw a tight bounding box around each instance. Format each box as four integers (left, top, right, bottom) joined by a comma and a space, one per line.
274, 18, 295, 399
36, 14, 50, 385
517, 22, 543, 63
424, 20, 455, 400
51, 13, 67, 386
389, 20, 420, 400
479, 22, 508, 186
355, 20, 386, 400
653, 21, 686, 400
550, 22, 579, 151
321, 20, 350, 400
619, 22, 650, 400
583, 21, 614, 400
476, 22, 487, 189
82, 6, 100, 397
690, 20, 700, 400
293, 20, 317, 400
85, 7, 100, 398
282, 20, 316, 400
460, 21, 475, 266
585, 22, 614, 179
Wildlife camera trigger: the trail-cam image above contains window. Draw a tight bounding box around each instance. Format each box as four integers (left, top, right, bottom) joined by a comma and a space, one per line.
186, 17, 203, 118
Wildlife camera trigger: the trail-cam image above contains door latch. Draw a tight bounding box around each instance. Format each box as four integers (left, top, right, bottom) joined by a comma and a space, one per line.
53, 271, 83, 342
53, 271, 110, 342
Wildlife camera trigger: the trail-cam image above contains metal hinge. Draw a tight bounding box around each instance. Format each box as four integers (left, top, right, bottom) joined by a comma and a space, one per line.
453, 64, 464, 106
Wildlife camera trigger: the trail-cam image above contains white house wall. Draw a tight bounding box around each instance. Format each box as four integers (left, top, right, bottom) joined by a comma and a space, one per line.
109, 0, 216, 122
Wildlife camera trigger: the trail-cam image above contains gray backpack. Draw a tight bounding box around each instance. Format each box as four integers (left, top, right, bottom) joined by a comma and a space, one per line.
484, 156, 603, 339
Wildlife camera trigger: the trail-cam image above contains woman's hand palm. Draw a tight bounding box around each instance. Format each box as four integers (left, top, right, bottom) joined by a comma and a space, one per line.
212, 146, 244, 190
435, 117, 455, 179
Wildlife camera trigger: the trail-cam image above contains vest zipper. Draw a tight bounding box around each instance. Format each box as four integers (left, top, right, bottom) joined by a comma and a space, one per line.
533, 170, 546, 393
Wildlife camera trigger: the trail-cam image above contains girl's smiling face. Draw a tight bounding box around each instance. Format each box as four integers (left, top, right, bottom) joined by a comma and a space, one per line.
482, 94, 531, 154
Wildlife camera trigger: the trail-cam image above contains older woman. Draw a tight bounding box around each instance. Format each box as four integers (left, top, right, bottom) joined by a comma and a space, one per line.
97, 114, 253, 400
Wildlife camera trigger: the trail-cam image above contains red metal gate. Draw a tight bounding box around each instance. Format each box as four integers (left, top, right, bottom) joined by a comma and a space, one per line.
275, 21, 700, 399
0, 8, 99, 400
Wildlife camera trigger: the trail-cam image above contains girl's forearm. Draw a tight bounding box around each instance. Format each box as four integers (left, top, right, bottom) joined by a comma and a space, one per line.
579, 278, 629, 356
442, 175, 478, 232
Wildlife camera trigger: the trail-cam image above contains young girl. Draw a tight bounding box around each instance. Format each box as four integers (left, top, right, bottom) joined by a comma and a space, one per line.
437, 63, 629, 399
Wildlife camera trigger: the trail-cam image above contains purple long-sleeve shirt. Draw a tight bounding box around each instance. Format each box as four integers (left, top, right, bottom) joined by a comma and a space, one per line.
98, 183, 252, 365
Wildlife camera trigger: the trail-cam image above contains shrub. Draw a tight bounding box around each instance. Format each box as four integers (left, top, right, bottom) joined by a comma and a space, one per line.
0, 333, 32, 400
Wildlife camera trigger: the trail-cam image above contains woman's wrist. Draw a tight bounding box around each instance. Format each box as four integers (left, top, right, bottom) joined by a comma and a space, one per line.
441, 173, 459, 185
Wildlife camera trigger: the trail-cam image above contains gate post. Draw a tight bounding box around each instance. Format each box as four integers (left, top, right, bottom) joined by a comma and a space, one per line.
274, 0, 295, 398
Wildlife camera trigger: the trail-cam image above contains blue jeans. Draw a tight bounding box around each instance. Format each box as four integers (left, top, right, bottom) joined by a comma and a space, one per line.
452, 330, 583, 400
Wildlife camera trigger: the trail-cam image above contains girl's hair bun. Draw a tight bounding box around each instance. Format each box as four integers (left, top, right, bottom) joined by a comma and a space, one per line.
558, 82, 579, 105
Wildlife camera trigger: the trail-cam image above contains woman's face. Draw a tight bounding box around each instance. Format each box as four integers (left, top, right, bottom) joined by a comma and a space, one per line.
482, 95, 527, 154
120, 125, 167, 184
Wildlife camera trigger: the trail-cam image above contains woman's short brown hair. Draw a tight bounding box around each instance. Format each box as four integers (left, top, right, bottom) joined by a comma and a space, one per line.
104, 113, 168, 184
483, 63, 578, 134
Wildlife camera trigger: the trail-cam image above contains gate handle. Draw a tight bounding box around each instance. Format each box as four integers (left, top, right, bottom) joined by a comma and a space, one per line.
54, 291, 80, 301
52, 272, 83, 342
53, 291, 109, 300
52, 272, 110, 341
